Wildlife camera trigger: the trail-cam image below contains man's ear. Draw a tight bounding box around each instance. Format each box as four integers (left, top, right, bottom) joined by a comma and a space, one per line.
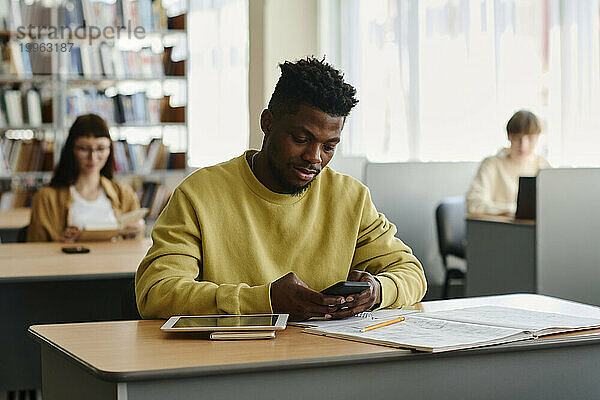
260, 109, 273, 137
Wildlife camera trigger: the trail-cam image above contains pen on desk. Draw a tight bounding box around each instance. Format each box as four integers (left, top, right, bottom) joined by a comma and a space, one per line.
360, 317, 405, 333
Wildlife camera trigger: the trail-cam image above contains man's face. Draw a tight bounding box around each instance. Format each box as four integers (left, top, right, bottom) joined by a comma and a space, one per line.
261, 104, 344, 194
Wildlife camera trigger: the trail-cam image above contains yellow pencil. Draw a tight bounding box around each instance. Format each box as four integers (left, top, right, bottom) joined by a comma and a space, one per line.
360, 317, 405, 333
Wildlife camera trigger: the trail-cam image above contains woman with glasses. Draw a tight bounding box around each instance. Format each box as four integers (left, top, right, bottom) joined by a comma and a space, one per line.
27, 114, 143, 242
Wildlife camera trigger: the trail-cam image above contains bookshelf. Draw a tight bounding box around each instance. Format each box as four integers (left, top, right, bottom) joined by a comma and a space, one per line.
0, 0, 189, 216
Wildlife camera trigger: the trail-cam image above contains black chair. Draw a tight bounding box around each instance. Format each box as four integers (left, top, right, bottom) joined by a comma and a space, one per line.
16, 225, 28, 242
435, 196, 467, 299
0, 225, 28, 243
0, 227, 20, 243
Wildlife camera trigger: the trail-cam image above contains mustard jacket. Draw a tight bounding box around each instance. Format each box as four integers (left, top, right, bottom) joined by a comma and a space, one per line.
27, 176, 140, 242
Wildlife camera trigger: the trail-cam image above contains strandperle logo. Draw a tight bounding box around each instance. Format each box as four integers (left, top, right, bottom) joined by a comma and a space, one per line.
16, 20, 146, 45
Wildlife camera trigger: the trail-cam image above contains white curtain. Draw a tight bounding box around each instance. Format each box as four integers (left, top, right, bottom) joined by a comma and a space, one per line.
327, 0, 600, 166
187, 0, 249, 168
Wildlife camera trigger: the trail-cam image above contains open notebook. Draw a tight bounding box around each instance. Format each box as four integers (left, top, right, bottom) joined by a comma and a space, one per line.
303, 306, 600, 353
290, 308, 420, 329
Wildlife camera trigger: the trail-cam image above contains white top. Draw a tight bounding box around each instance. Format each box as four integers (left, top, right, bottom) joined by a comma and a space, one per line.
68, 186, 118, 229
466, 149, 550, 215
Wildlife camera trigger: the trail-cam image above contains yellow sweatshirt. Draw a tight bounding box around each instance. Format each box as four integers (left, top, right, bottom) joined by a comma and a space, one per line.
136, 152, 426, 318
466, 149, 550, 215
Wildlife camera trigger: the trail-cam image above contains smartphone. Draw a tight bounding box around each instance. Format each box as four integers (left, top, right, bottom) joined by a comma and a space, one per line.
61, 246, 90, 254
321, 281, 370, 296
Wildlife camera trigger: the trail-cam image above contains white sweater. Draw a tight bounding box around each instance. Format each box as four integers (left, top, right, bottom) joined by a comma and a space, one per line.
466, 149, 550, 215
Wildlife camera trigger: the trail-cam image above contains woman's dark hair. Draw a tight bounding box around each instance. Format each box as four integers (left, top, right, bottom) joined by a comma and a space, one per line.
49, 113, 114, 187
268, 57, 358, 119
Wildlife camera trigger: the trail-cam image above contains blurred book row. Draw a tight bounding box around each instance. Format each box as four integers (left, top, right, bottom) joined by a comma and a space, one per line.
68, 43, 185, 79
63, 0, 168, 31
1, 85, 184, 128
113, 138, 185, 174
0, 0, 185, 32
0, 40, 185, 78
0, 175, 176, 218
0, 137, 185, 174
0, 138, 53, 173
0, 174, 49, 209
0, 40, 50, 76
65, 87, 184, 125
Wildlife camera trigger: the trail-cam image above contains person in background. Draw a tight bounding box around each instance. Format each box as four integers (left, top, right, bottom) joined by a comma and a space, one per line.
466, 110, 551, 216
27, 113, 143, 242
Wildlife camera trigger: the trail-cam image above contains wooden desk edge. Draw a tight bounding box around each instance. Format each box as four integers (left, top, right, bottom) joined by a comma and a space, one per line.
27, 324, 414, 382
0, 271, 136, 283
28, 320, 600, 383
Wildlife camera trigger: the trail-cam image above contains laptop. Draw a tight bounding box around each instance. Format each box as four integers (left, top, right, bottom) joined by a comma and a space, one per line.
515, 176, 536, 220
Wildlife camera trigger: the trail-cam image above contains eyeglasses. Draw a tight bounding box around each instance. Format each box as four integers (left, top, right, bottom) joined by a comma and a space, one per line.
74, 146, 111, 155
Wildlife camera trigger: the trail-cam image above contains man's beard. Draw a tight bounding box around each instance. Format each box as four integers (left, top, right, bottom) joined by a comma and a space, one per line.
267, 154, 318, 196
290, 181, 312, 197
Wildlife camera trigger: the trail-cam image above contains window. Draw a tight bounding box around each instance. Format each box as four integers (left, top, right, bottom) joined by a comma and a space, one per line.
327, 0, 600, 166
188, 0, 249, 168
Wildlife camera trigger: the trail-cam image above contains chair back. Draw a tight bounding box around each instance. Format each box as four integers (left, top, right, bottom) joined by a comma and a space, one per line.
0, 227, 20, 243
435, 196, 467, 262
17, 225, 28, 243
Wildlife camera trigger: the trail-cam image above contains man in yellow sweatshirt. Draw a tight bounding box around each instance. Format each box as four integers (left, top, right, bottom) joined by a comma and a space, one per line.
136, 57, 426, 321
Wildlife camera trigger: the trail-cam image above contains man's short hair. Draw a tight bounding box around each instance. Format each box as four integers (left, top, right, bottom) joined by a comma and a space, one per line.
268, 57, 358, 118
506, 110, 541, 136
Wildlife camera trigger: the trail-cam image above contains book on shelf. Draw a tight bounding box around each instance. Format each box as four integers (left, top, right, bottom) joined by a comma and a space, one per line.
137, 181, 171, 220
167, 14, 185, 30
21, 0, 52, 28
0, 86, 46, 127
9, 0, 22, 30
160, 96, 185, 122
1, 40, 53, 75
1, 89, 24, 125
1, 1, 53, 33
163, 45, 186, 76
303, 306, 600, 353
23, 88, 42, 126
0, 138, 53, 173
0, 138, 7, 170
0, 0, 10, 31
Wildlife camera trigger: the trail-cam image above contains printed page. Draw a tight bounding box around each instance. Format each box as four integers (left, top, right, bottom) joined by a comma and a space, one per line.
305, 316, 525, 352
290, 309, 419, 328
417, 306, 600, 332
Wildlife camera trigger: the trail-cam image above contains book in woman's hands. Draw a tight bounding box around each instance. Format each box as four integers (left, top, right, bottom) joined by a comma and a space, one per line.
79, 208, 148, 241
303, 306, 600, 353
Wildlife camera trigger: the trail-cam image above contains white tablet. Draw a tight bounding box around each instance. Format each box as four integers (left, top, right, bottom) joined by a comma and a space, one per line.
160, 314, 289, 332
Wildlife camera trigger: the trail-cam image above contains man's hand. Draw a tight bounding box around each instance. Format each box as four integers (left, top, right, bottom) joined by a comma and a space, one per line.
328, 270, 381, 319
271, 272, 346, 321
